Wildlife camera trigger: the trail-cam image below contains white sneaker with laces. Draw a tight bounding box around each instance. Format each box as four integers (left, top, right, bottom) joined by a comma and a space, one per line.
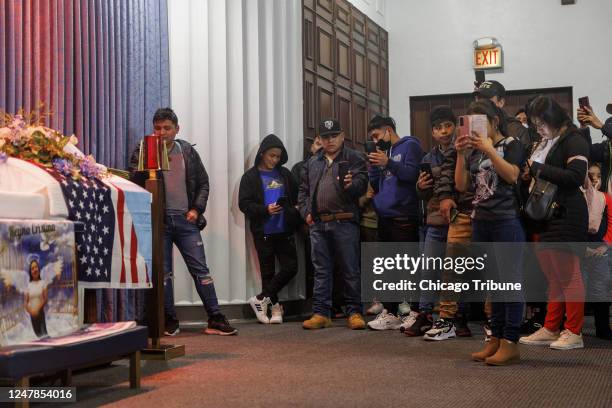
519, 327, 560, 346
270, 303, 283, 324
248, 296, 271, 324
399, 311, 419, 333
366, 301, 384, 316
424, 319, 456, 341
367, 309, 402, 330
549, 329, 584, 350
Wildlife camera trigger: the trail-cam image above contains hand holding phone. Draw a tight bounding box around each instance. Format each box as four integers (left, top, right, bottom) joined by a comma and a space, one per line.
338, 161, 350, 189
578, 96, 590, 110
365, 141, 377, 155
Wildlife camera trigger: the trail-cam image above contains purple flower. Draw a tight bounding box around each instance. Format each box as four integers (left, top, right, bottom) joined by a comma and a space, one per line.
0, 152, 7, 164
79, 155, 101, 178
53, 158, 73, 176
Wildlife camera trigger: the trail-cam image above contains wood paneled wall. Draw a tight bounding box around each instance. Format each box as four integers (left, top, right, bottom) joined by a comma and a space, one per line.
303, 0, 389, 156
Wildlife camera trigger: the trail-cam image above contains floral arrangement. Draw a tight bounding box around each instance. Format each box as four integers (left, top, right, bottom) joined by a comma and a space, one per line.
0, 108, 105, 179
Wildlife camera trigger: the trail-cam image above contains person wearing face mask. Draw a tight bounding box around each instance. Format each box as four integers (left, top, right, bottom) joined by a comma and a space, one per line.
366, 115, 423, 318
519, 96, 589, 350
239, 134, 301, 324
581, 163, 612, 340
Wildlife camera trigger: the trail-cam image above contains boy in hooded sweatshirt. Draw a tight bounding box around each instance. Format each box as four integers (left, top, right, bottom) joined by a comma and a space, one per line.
239, 134, 300, 324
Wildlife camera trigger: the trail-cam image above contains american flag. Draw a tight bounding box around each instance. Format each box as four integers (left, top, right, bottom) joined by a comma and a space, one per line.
41, 167, 150, 288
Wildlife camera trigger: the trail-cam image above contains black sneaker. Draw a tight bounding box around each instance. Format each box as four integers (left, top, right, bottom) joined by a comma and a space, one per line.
164, 318, 180, 336
404, 312, 433, 337
455, 314, 472, 337
205, 314, 238, 336
520, 318, 543, 335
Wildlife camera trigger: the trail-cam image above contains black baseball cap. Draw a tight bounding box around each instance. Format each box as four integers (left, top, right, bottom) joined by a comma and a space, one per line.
607, 103, 612, 115
319, 118, 342, 137
474, 80, 506, 99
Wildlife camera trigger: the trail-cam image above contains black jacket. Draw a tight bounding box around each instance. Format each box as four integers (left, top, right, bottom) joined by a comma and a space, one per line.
238, 134, 301, 236
529, 127, 589, 242
298, 145, 368, 224
128, 139, 210, 229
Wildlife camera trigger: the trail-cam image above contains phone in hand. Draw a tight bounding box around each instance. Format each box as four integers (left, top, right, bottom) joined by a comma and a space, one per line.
276, 196, 289, 207
459, 114, 488, 139
450, 208, 459, 223
578, 96, 590, 110
338, 161, 350, 187
365, 141, 377, 155
475, 70, 485, 87
419, 162, 433, 178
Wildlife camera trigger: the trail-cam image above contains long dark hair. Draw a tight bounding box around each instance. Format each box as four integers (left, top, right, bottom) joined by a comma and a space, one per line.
29, 260, 40, 281
467, 99, 508, 137
527, 95, 573, 131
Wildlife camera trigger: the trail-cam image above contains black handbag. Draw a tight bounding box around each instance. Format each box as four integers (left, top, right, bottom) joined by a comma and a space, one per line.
524, 170, 558, 221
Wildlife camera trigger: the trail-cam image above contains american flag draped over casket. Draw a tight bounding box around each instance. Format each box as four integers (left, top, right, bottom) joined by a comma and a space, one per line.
0, 158, 152, 289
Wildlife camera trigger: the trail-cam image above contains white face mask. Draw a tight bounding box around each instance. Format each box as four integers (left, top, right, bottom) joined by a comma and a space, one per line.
522, 123, 529, 128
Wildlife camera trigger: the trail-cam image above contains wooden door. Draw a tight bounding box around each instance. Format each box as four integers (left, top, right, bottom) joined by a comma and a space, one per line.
410, 87, 573, 152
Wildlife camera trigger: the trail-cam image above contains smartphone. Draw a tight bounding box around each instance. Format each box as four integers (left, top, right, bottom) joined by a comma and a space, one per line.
475, 70, 485, 87
419, 162, 433, 178
458, 114, 488, 139
578, 96, 590, 110
365, 141, 377, 155
338, 161, 350, 187
276, 196, 289, 207
450, 208, 459, 223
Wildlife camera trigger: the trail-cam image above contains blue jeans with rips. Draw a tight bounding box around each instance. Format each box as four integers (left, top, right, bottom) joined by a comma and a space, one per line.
163, 212, 221, 320
310, 220, 362, 317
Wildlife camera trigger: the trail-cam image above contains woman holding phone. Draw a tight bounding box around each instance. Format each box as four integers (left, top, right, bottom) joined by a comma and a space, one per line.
455, 99, 526, 365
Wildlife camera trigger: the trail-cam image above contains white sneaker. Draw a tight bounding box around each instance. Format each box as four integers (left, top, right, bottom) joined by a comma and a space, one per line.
367, 309, 402, 330
366, 301, 384, 316
519, 327, 560, 346
399, 310, 419, 333
549, 329, 584, 350
248, 296, 271, 324
270, 303, 283, 324
397, 301, 412, 316
424, 319, 456, 341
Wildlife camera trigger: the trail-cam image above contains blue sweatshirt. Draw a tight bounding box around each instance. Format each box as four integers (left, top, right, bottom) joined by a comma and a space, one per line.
369, 136, 423, 220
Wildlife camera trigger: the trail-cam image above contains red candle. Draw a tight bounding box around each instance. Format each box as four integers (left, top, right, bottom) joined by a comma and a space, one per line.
144, 135, 159, 169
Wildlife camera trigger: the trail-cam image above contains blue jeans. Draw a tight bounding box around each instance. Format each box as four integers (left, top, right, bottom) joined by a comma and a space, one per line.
163, 212, 220, 320
310, 220, 361, 317
419, 225, 449, 314
472, 217, 525, 343
582, 248, 610, 302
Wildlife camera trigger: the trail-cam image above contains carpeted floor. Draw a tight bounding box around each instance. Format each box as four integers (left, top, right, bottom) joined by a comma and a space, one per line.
52, 317, 612, 408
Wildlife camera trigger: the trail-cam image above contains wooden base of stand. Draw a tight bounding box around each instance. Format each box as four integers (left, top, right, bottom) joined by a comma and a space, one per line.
141, 344, 186, 361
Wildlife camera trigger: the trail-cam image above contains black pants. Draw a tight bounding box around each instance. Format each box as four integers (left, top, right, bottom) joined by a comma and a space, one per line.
254, 233, 299, 304
377, 217, 420, 314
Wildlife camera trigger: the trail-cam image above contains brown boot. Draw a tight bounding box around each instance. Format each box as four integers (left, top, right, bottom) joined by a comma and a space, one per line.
471, 336, 500, 362
347, 313, 366, 330
485, 339, 520, 366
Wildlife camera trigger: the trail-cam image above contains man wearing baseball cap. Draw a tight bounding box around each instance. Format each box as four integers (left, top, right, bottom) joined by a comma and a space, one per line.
474, 80, 532, 147
298, 118, 369, 330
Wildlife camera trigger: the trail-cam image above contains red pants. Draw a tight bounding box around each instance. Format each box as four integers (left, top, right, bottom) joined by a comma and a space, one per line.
536, 249, 584, 334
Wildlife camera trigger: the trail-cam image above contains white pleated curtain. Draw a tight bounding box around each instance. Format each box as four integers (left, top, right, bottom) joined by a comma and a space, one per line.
167, 0, 305, 306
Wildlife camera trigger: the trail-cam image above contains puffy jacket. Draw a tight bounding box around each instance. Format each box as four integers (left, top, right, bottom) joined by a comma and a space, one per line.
128, 138, 210, 229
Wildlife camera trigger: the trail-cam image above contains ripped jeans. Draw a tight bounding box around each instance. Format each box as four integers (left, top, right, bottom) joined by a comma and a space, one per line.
163, 212, 220, 320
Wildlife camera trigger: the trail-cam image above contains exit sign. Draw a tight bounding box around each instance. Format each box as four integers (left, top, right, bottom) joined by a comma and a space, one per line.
474, 46, 503, 69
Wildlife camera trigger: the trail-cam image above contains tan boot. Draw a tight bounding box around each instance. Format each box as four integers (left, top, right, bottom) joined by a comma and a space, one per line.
303, 314, 332, 330
485, 339, 520, 366
471, 336, 500, 361
347, 313, 366, 330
